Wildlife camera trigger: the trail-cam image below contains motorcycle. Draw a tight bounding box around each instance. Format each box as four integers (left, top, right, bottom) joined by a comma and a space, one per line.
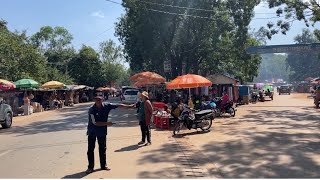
314, 97, 320, 108
258, 91, 265, 102
173, 105, 214, 135
212, 97, 236, 117
194, 100, 217, 111
251, 92, 258, 104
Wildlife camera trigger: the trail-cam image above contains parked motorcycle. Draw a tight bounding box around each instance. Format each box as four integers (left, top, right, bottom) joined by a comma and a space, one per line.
212, 97, 236, 117
194, 100, 216, 111
173, 105, 214, 135
251, 92, 258, 103
314, 97, 320, 108
258, 91, 265, 102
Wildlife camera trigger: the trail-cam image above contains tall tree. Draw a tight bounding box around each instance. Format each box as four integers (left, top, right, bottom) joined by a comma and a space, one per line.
99, 39, 123, 63
116, 0, 262, 82
69, 46, 104, 87
0, 22, 47, 82
262, 0, 320, 40
255, 54, 289, 82
30, 26, 76, 77
286, 29, 320, 81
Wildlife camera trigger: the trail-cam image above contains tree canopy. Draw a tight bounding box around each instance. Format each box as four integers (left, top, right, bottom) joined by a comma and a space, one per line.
255, 54, 289, 82
263, 0, 320, 40
286, 29, 320, 81
116, 0, 262, 83
0, 19, 129, 87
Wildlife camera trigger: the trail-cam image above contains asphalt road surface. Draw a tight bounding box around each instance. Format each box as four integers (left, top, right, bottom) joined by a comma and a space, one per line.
0, 94, 319, 178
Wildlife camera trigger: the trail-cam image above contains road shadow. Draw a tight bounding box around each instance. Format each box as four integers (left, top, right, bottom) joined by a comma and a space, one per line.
173, 130, 210, 138
137, 107, 320, 178
0, 103, 139, 136
201, 108, 320, 178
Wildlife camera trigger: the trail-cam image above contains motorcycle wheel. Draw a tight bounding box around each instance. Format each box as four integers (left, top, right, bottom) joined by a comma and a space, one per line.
215, 109, 221, 117
229, 108, 236, 117
173, 120, 184, 136
200, 119, 212, 131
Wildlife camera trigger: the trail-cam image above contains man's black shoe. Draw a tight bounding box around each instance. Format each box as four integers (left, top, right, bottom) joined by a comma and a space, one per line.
85, 168, 94, 174
101, 166, 111, 171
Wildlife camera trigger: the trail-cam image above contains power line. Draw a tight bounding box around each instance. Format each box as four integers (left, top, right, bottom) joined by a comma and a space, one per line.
105, 0, 289, 21
105, 0, 121, 5
148, 8, 287, 20
76, 25, 115, 48
105, 0, 290, 15
139, 0, 285, 15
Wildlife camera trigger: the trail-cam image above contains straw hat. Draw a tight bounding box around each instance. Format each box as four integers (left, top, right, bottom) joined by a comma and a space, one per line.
141, 91, 149, 99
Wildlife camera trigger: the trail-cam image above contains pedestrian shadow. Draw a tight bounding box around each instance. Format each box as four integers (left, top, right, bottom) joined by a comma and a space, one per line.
62, 171, 88, 179
114, 144, 143, 152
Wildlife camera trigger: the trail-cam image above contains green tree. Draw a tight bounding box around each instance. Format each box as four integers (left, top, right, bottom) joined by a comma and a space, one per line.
286, 29, 320, 81
0, 22, 47, 82
69, 46, 104, 87
99, 39, 123, 63
262, 0, 320, 40
116, 0, 261, 82
255, 54, 289, 82
30, 26, 76, 77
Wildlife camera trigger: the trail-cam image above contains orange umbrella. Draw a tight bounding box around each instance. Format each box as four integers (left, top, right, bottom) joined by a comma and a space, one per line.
133, 80, 162, 88
166, 74, 212, 89
130, 71, 166, 83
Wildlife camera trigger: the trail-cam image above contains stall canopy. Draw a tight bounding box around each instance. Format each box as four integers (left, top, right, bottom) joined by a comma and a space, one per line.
0, 79, 15, 90
206, 74, 239, 85
66, 85, 93, 91
14, 79, 39, 89
130, 71, 166, 83
96, 87, 110, 91
166, 74, 212, 89
42, 81, 65, 89
133, 80, 162, 88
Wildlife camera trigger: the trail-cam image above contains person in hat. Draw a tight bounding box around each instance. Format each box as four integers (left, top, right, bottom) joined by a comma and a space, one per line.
137, 91, 153, 146
86, 95, 135, 174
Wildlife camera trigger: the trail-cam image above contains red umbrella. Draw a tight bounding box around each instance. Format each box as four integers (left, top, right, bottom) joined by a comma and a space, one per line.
0, 84, 15, 90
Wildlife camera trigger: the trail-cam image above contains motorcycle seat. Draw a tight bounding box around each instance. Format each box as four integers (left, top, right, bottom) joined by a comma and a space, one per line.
195, 109, 213, 115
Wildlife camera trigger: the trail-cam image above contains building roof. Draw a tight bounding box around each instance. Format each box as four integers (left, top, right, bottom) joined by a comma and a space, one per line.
207, 74, 239, 85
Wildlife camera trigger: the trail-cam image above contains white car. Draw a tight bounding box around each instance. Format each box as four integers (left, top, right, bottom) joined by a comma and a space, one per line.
123, 89, 139, 104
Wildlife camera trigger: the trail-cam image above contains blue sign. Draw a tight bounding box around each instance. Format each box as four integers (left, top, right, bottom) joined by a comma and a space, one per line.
246, 43, 320, 54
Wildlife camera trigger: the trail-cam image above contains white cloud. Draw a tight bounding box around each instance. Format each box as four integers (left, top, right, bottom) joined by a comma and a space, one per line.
91, 11, 105, 18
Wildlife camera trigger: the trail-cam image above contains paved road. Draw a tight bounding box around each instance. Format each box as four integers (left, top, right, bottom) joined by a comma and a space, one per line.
0, 94, 319, 178
174, 93, 320, 178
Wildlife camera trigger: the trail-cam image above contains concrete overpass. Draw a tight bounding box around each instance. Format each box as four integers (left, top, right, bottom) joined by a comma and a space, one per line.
246, 43, 320, 54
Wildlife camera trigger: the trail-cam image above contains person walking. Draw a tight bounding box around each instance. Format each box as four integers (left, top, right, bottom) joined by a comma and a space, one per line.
137, 91, 153, 146
86, 95, 134, 174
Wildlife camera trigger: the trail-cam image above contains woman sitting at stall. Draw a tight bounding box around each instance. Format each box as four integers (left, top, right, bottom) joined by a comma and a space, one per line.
171, 98, 184, 120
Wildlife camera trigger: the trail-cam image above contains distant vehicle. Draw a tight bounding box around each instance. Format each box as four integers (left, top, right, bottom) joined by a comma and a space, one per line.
121, 86, 137, 93
0, 100, 13, 128
123, 89, 139, 103
279, 85, 291, 95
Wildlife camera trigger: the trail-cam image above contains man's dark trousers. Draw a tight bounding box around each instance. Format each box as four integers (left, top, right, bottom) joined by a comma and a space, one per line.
87, 135, 106, 169
140, 121, 151, 143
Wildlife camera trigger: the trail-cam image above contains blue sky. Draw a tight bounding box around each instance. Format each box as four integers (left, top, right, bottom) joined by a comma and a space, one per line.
1, 0, 319, 51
